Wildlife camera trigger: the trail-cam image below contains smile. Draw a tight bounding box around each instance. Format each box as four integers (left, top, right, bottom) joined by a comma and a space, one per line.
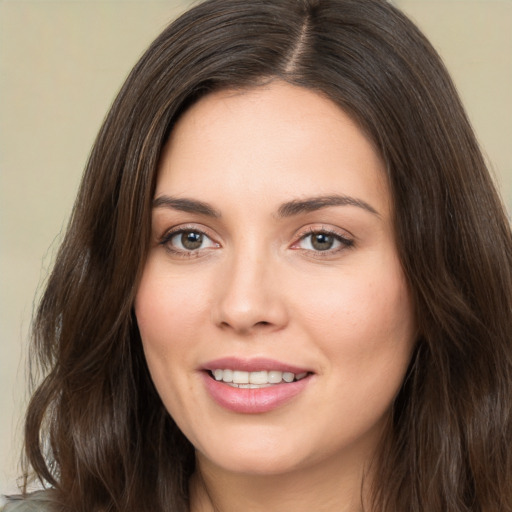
211, 369, 309, 388
201, 359, 314, 413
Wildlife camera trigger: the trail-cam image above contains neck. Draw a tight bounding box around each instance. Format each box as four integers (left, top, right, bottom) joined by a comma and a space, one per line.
189, 451, 374, 512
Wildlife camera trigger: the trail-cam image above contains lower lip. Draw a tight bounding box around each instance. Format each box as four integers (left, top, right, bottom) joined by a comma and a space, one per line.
201, 372, 311, 414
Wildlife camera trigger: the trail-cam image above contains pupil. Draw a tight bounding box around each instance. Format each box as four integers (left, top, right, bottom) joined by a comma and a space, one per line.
312, 233, 333, 251
182, 231, 202, 250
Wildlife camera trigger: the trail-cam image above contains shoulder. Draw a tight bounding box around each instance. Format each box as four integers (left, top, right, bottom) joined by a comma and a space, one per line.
1, 491, 57, 512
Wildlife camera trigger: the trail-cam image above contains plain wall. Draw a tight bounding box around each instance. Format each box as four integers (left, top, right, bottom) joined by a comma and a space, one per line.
1, 0, 511, 495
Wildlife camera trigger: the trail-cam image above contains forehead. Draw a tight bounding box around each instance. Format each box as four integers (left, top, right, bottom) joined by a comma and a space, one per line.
157, 81, 390, 218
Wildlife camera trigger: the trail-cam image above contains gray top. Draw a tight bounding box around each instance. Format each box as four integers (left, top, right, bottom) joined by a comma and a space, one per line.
1, 491, 55, 512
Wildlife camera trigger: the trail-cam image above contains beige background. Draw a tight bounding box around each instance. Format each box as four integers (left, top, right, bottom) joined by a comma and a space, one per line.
1, 0, 511, 496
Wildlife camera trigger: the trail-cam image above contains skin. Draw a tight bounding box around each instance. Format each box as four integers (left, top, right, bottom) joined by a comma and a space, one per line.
135, 81, 416, 512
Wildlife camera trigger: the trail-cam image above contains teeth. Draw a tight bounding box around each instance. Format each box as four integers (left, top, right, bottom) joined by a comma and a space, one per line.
268, 371, 282, 383
249, 371, 268, 384
211, 369, 308, 386
282, 372, 294, 383
233, 370, 249, 384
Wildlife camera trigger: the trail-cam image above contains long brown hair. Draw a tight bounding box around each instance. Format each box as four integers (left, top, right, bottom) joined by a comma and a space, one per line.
23, 0, 512, 510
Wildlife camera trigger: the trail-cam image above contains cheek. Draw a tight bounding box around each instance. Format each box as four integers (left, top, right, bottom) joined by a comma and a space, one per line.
295, 262, 415, 375
134, 263, 194, 399
135, 258, 209, 349
297, 269, 414, 436
134, 262, 203, 419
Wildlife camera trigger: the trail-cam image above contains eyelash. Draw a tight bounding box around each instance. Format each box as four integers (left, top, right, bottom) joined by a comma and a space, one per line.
159, 226, 354, 258
293, 227, 354, 258
159, 225, 218, 258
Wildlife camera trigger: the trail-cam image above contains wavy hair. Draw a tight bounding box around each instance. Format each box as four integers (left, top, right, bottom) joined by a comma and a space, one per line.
22, 0, 512, 510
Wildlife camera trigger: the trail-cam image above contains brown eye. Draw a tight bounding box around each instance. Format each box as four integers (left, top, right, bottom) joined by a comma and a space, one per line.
164, 229, 218, 253
181, 231, 203, 250
295, 230, 354, 253
311, 233, 335, 251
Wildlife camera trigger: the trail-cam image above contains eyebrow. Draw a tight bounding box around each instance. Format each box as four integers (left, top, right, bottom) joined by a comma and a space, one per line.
153, 196, 221, 217
277, 194, 380, 217
152, 193, 379, 218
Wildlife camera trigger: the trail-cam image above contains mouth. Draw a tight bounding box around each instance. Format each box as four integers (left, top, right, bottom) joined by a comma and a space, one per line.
208, 369, 310, 388
201, 358, 314, 413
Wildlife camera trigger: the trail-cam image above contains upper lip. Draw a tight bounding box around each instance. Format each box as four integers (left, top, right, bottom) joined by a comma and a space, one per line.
202, 357, 312, 374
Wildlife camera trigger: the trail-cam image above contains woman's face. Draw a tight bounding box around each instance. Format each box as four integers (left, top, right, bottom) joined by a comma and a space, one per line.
135, 82, 415, 477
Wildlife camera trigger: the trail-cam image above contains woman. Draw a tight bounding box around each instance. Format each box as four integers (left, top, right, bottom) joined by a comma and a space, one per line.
4, 0, 512, 510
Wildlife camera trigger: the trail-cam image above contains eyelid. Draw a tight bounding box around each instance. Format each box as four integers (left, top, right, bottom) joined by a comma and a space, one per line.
156, 222, 354, 258
159, 223, 221, 256
290, 225, 355, 255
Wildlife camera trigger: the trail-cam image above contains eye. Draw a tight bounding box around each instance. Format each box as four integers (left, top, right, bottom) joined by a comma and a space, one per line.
294, 229, 354, 253
161, 228, 219, 253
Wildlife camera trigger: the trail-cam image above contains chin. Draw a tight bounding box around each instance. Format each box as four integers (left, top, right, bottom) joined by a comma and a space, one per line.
195, 430, 333, 478
203, 451, 305, 476
194, 434, 299, 475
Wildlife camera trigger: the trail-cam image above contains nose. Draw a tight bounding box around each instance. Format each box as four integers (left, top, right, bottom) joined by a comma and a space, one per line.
211, 250, 289, 335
